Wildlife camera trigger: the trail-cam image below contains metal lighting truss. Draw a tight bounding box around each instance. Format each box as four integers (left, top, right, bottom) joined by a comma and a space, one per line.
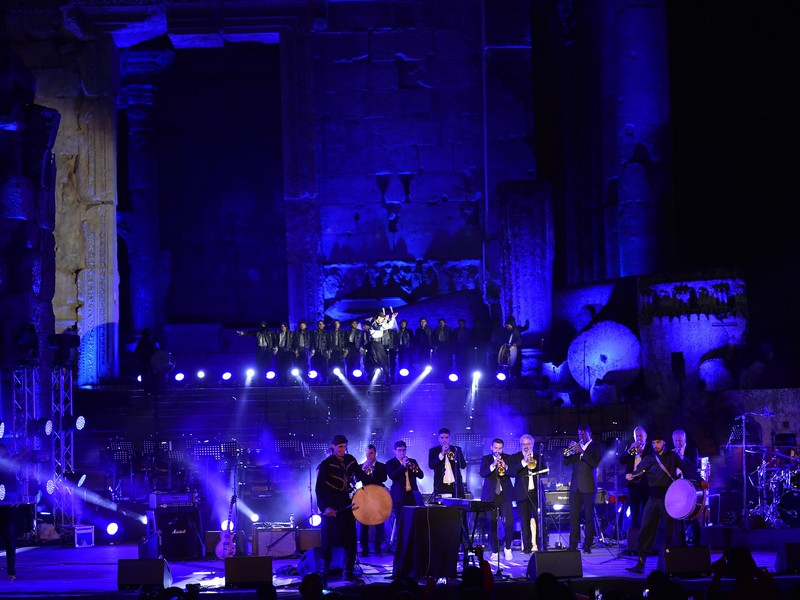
51, 366, 75, 527
11, 366, 40, 501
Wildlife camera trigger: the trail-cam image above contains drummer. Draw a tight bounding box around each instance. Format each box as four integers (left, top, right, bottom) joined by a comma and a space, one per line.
315, 434, 370, 586
358, 443, 389, 557
624, 433, 701, 575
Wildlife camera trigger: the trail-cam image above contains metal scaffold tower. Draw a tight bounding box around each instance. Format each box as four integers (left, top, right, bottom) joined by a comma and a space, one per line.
51, 366, 76, 528
11, 365, 41, 501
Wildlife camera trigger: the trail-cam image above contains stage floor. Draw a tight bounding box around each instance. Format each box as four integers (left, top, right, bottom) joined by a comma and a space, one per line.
1, 538, 798, 599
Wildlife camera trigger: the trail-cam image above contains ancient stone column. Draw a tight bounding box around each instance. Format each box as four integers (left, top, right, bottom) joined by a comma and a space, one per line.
119, 49, 174, 340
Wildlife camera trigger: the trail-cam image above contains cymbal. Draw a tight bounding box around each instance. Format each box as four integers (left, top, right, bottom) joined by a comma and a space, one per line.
765, 450, 793, 459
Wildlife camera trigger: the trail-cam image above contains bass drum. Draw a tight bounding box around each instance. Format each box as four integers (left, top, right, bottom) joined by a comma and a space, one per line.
778, 490, 800, 528
351, 484, 392, 526
665, 478, 707, 520
497, 344, 518, 368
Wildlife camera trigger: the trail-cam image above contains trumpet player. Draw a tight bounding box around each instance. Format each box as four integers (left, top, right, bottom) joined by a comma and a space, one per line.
386, 440, 424, 551
564, 424, 602, 554
428, 427, 467, 499
619, 426, 650, 530
511, 434, 546, 553
359, 444, 388, 557
479, 438, 515, 562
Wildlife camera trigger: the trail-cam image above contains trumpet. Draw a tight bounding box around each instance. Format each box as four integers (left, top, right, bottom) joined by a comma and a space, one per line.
524, 452, 538, 469
363, 462, 374, 475
628, 443, 641, 456
445, 447, 455, 460
494, 453, 506, 477
406, 460, 420, 473
563, 442, 581, 457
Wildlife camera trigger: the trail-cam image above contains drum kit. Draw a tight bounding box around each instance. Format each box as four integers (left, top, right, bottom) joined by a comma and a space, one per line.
744, 446, 800, 528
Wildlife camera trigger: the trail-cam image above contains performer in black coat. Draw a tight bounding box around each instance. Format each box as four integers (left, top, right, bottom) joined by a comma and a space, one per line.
619, 426, 652, 529
671, 429, 702, 546
510, 434, 546, 553
315, 434, 370, 585
427, 427, 467, 499
563, 424, 603, 553
385, 440, 424, 550
357, 443, 389, 556
625, 434, 702, 574
479, 438, 515, 561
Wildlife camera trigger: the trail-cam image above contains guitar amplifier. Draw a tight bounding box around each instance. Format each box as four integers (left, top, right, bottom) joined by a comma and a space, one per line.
149, 491, 195, 509
146, 508, 203, 561
252, 526, 296, 557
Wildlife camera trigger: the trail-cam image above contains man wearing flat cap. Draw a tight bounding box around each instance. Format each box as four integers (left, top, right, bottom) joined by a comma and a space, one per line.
316, 434, 369, 585
624, 433, 702, 574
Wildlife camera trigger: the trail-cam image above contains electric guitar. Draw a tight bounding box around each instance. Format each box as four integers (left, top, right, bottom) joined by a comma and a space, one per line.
215, 494, 237, 559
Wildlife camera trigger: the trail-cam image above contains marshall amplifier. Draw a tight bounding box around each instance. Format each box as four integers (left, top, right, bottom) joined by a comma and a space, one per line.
146, 508, 203, 561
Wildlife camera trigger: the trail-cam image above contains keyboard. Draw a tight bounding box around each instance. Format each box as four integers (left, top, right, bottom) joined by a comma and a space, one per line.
435, 497, 496, 512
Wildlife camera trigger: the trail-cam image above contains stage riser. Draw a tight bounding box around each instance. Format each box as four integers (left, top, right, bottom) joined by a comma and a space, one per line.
701, 525, 800, 550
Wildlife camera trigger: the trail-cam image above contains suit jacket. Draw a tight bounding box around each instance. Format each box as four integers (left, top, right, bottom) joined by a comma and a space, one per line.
619, 441, 653, 489
359, 460, 388, 487
563, 440, 602, 493
427, 445, 467, 497
478, 452, 514, 502
510, 451, 544, 501
386, 456, 424, 508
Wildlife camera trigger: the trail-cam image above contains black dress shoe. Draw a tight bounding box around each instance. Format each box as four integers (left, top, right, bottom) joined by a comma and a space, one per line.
583, 547, 592, 554
342, 572, 364, 583
625, 556, 646, 574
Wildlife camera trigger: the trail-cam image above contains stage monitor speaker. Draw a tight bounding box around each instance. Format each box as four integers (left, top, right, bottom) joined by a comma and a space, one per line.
205, 530, 248, 557
657, 546, 711, 577
295, 547, 347, 576
775, 542, 800, 574
225, 556, 273, 588
117, 558, 173, 591
526, 550, 583, 580
253, 527, 296, 557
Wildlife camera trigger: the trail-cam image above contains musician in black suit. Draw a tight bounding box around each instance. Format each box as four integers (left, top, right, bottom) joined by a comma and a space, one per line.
563, 424, 603, 553
510, 434, 546, 553
625, 434, 701, 574
428, 428, 467, 498
0, 443, 23, 580
619, 426, 651, 529
315, 434, 370, 585
385, 440, 424, 550
671, 429, 702, 546
358, 443, 388, 557
479, 438, 515, 561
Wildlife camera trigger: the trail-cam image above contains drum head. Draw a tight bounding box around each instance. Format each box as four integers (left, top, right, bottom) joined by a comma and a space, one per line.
665, 478, 701, 520
352, 484, 392, 526
497, 345, 518, 367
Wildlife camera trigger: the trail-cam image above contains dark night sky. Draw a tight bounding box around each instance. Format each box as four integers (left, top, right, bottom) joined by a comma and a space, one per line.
668, 3, 800, 379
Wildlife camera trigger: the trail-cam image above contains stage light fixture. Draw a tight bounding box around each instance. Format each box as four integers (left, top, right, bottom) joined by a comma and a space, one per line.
75, 415, 86, 431
496, 372, 507, 382
106, 522, 119, 536
472, 371, 481, 380
197, 370, 206, 380
291, 367, 300, 378
398, 368, 409, 378
174, 372, 185, 382
308, 369, 318, 380
0, 420, 4, 437
246, 368, 255, 378
266, 370, 276, 380
221, 518, 233, 531
448, 373, 459, 383
332, 367, 343, 379
250, 514, 259, 523
136, 374, 142, 383
309, 514, 322, 527
352, 368, 363, 378
423, 365, 432, 374
0, 484, 5, 501
221, 372, 232, 381
32, 417, 54, 436
46, 479, 55, 494
64, 471, 87, 487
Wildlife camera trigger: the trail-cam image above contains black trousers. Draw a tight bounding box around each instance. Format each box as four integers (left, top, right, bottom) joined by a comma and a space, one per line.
627, 482, 649, 529
321, 511, 357, 574
637, 494, 675, 556
517, 490, 541, 552
569, 490, 596, 549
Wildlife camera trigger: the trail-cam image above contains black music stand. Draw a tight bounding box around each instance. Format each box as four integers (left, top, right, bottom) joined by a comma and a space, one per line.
302, 441, 330, 515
